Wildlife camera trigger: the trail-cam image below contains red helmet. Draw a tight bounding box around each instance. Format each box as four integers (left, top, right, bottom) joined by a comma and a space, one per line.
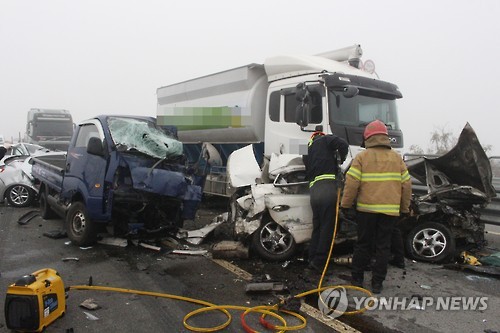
364, 120, 388, 139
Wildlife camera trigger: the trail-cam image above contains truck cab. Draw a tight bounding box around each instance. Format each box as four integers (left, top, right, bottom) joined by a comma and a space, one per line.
26, 108, 74, 151
263, 54, 403, 158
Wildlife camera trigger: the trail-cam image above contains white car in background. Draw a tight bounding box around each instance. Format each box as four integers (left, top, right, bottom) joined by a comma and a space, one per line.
0, 156, 37, 207
1, 143, 51, 165
0, 151, 65, 207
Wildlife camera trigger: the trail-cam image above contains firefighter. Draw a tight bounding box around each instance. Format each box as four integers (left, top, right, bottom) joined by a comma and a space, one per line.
303, 129, 349, 272
341, 120, 412, 293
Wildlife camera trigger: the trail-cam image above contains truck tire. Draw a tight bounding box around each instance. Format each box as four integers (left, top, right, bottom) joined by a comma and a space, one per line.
6, 185, 34, 208
66, 202, 97, 246
39, 189, 57, 219
405, 222, 456, 263
251, 220, 297, 261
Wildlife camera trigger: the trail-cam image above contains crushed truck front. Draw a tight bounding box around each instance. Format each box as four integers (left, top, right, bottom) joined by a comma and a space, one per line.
34, 115, 202, 246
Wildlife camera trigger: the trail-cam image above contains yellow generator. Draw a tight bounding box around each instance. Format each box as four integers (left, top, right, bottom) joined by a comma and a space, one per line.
4, 268, 66, 332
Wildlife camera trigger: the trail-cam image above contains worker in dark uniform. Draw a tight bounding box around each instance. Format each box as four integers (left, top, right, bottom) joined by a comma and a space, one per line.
303, 130, 349, 272
341, 120, 412, 293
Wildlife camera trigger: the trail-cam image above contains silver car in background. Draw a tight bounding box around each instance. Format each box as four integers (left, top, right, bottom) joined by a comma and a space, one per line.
1, 143, 51, 165
0, 156, 37, 207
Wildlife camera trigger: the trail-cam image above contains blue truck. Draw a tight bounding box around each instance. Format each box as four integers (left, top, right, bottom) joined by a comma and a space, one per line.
31, 115, 202, 246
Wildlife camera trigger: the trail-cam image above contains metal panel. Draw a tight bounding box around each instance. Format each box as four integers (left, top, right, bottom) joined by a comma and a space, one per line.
411, 177, 500, 226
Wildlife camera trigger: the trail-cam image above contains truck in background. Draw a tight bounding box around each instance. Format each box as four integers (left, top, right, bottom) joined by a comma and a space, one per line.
156, 44, 403, 197
25, 108, 74, 151
31, 115, 202, 246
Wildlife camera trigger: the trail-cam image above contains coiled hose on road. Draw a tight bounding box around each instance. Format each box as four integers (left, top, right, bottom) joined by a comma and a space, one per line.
70, 189, 374, 332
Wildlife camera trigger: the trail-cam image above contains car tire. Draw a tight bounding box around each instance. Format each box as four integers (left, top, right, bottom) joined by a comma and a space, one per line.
405, 222, 456, 263
6, 185, 34, 208
39, 189, 57, 219
66, 202, 97, 246
251, 220, 297, 261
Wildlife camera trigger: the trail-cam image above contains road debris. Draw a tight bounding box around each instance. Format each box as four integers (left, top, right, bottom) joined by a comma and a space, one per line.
171, 249, 208, 256
62, 257, 80, 262
245, 282, 286, 293
98, 237, 128, 247
43, 230, 67, 239
83, 311, 99, 321
479, 252, 500, 266
211, 240, 249, 259
443, 263, 500, 277
461, 251, 482, 266
139, 242, 161, 252
80, 298, 100, 310
333, 256, 353, 265
178, 214, 226, 245
17, 210, 39, 225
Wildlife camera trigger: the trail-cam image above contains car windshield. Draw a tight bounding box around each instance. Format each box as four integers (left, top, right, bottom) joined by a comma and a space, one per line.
107, 117, 183, 159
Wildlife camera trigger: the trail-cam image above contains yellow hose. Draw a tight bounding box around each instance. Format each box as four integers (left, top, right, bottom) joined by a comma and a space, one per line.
68, 187, 373, 332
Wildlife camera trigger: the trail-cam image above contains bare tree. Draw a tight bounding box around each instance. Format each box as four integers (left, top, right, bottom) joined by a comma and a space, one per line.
429, 126, 457, 154
408, 144, 425, 155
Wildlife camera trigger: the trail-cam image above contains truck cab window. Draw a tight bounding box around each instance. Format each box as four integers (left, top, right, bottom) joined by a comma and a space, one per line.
269, 91, 280, 121
75, 124, 99, 148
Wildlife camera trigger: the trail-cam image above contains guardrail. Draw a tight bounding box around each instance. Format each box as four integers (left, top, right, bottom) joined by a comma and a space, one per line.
479, 178, 500, 226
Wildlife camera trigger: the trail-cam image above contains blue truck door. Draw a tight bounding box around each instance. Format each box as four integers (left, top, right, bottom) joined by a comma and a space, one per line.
63, 121, 108, 220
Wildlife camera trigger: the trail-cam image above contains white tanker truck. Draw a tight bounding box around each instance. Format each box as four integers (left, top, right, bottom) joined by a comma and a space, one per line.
156, 44, 403, 197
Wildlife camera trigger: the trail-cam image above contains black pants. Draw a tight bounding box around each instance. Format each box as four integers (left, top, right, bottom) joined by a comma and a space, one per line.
308, 180, 339, 267
352, 211, 397, 283
391, 226, 405, 263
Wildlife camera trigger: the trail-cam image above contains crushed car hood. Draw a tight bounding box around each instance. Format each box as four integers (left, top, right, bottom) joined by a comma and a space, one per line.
406, 123, 496, 204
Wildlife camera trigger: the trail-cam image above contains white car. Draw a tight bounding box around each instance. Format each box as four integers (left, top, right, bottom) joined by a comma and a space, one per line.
1, 143, 51, 165
0, 156, 37, 207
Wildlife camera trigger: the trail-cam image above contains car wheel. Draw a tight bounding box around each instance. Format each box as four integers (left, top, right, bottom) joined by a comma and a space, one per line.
6, 185, 34, 208
251, 220, 297, 261
405, 222, 456, 263
39, 189, 57, 219
66, 202, 96, 246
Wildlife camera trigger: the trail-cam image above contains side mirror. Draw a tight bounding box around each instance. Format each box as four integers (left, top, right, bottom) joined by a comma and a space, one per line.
87, 137, 104, 156
295, 104, 310, 127
295, 83, 311, 127
343, 85, 359, 98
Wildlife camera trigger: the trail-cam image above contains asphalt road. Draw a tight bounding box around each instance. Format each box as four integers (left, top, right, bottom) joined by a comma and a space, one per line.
1, 202, 500, 333
0, 204, 331, 333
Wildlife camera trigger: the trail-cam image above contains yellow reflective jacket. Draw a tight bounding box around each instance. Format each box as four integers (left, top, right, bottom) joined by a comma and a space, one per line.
341, 135, 412, 216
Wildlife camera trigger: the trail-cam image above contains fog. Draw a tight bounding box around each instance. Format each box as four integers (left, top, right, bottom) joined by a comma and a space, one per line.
1, 0, 499, 154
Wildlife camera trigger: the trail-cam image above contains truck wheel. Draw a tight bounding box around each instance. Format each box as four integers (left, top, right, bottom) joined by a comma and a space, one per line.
66, 202, 97, 246
39, 189, 56, 219
405, 222, 456, 263
6, 185, 34, 208
251, 221, 297, 261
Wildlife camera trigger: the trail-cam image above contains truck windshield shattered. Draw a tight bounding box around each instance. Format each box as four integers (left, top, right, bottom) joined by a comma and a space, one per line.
108, 117, 183, 159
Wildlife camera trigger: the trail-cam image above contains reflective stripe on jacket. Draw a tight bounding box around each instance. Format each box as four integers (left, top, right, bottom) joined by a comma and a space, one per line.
340, 135, 412, 216
309, 174, 336, 188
